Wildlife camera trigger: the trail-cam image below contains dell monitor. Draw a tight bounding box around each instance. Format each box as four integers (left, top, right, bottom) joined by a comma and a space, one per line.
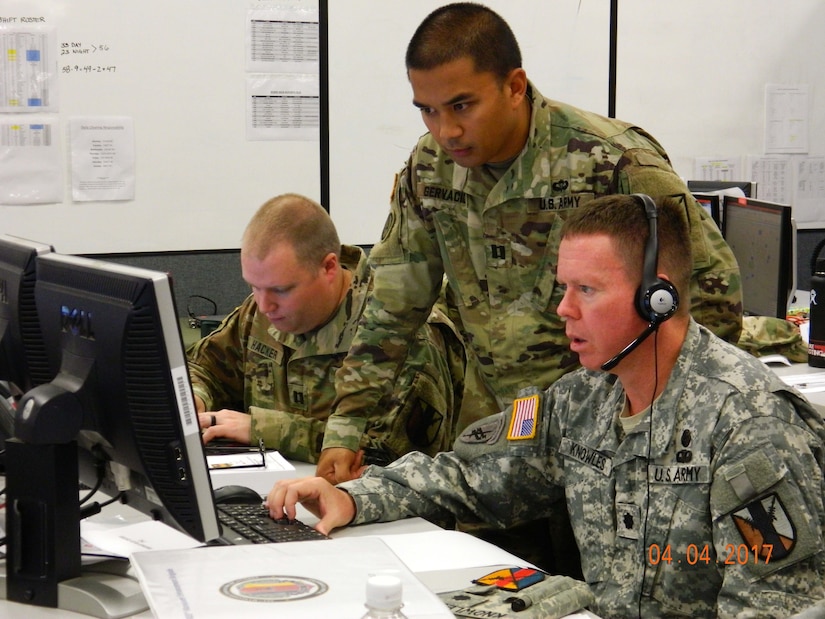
6, 253, 220, 613
722, 196, 796, 319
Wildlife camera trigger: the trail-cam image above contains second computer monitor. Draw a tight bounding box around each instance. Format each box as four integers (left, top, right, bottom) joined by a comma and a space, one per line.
14, 253, 221, 542
687, 179, 757, 198
722, 196, 796, 319
692, 193, 722, 229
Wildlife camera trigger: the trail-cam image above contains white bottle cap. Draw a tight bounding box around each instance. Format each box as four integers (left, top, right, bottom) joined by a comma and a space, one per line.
365, 574, 403, 610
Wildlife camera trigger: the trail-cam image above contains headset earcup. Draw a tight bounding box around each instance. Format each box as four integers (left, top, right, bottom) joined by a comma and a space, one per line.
636, 279, 679, 323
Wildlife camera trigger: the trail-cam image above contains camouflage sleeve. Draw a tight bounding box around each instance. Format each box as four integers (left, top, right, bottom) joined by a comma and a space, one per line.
323, 164, 446, 453
709, 398, 825, 615
186, 300, 251, 412
613, 148, 743, 343
341, 392, 564, 528
249, 406, 325, 463
342, 448, 553, 530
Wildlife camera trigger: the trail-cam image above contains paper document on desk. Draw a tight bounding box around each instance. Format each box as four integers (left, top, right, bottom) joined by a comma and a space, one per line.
374, 530, 538, 574
778, 373, 825, 393
82, 520, 203, 560
207, 450, 296, 495
131, 536, 453, 619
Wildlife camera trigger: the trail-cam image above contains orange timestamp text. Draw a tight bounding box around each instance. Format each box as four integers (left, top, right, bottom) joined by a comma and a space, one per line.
648, 543, 773, 566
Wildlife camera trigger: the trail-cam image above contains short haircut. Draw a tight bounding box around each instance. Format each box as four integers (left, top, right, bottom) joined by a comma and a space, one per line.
241, 193, 340, 269
406, 2, 521, 82
560, 195, 692, 305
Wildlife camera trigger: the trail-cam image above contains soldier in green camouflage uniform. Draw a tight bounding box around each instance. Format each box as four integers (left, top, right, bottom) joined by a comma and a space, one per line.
187, 194, 463, 465
267, 195, 825, 618
318, 2, 741, 482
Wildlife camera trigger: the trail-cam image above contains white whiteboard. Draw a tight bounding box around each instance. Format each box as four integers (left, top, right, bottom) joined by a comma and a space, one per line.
1, 0, 321, 254
616, 0, 825, 227
327, 0, 611, 246
328, 0, 825, 237
5, 1, 824, 254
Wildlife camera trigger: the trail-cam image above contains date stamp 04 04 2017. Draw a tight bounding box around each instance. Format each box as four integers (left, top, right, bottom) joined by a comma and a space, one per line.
648, 543, 774, 566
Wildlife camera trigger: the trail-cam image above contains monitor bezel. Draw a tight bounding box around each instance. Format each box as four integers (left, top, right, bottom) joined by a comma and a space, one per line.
691, 192, 722, 229
13, 252, 221, 542
0, 234, 54, 397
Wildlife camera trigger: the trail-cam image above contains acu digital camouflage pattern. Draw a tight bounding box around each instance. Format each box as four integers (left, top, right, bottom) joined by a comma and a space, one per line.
340, 320, 825, 618
324, 81, 742, 452
186, 245, 464, 464
440, 573, 595, 618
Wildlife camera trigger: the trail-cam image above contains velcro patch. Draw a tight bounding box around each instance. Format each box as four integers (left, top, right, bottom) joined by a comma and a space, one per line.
507, 394, 539, 441
459, 415, 505, 445
731, 492, 796, 561
559, 437, 613, 475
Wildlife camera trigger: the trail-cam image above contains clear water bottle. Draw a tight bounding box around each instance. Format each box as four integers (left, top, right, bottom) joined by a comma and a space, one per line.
809, 258, 825, 368
359, 574, 409, 619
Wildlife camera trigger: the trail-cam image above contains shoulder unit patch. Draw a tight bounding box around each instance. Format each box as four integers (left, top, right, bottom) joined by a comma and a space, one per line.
731, 492, 796, 561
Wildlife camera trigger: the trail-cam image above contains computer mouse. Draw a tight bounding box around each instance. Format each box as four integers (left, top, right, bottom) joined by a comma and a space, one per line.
213, 484, 264, 505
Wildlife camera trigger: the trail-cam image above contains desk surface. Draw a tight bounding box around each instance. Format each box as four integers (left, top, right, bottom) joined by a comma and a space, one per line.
771, 361, 825, 412
0, 460, 579, 619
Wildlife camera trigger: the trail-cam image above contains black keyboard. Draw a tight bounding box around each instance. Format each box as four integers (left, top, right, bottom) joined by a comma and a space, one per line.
216, 504, 329, 545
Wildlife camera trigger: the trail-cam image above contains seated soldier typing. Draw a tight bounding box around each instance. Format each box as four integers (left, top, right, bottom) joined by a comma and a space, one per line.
187, 193, 464, 468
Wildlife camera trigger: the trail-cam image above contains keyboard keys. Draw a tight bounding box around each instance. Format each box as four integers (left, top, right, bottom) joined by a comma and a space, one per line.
217, 504, 328, 544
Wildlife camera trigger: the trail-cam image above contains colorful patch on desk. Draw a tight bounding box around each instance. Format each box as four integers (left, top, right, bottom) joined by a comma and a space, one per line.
507, 394, 539, 440
220, 575, 328, 602
473, 567, 545, 591
731, 492, 796, 560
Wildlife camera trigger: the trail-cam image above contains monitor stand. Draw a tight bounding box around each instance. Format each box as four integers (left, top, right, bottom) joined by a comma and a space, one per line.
0, 561, 148, 619
3, 439, 148, 618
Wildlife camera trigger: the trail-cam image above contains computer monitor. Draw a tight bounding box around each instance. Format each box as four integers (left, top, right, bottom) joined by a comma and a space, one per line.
691, 192, 722, 229
722, 196, 796, 319
6, 253, 220, 613
687, 179, 757, 198
0, 235, 54, 408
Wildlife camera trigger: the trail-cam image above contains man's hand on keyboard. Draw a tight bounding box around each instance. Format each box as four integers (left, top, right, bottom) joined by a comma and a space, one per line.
265, 477, 356, 536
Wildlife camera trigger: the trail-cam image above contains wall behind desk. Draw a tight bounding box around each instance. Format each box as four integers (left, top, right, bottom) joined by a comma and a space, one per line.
4, 1, 824, 302
1, 0, 320, 255
616, 0, 825, 227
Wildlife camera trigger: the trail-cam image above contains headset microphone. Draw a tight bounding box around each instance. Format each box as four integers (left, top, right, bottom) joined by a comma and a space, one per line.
600, 322, 657, 371
599, 194, 679, 372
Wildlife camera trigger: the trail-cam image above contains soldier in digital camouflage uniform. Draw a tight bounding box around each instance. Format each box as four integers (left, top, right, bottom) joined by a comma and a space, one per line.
318, 2, 741, 482
267, 195, 825, 618
188, 193, 464, 465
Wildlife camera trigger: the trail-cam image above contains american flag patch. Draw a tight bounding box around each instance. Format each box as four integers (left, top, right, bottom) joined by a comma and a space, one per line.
507, 394, 539, 440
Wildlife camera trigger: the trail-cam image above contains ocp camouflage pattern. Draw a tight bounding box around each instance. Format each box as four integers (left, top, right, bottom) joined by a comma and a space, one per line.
324, 82, 742, 451
187, 245, 464, 464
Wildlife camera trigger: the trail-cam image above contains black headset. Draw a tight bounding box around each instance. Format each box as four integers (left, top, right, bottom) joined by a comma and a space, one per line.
634, 193, 679, 324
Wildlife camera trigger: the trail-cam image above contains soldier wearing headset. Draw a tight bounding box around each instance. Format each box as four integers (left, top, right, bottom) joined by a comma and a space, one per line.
267, 194, 825, 618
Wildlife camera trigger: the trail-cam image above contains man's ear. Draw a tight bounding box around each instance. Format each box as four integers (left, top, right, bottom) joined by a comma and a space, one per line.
505, 67, 528, 106
321, 252, 339, 277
